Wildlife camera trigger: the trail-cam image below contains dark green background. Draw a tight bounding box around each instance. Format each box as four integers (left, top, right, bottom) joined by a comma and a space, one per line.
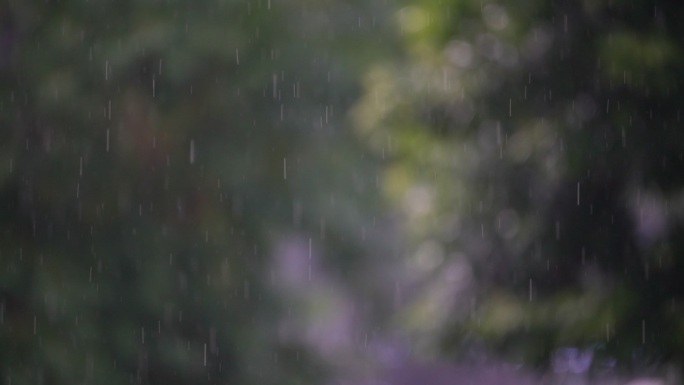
1, 0, 683, 384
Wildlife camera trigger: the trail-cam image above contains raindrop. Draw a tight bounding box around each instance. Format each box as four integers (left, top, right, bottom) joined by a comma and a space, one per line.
272, 74, 277, 98
642, 320, 646, 344
529, 279, 533, 301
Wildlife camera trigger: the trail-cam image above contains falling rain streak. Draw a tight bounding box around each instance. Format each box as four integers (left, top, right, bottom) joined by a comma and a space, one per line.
273, 74, 278, 98
529, 279, 533, 302
642, 320, 646, 344
3, 2, 680, 384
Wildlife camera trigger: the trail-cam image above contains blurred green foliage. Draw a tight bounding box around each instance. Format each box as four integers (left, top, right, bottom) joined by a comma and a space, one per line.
3, 0, 684, 383
0, 0, 396, 384
353, 0, 684, 373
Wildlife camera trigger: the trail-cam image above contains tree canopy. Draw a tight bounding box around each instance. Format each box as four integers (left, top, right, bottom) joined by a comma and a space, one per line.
2, 0, 684, 384
353, 0, 684, 372
1, 1, 395, 384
